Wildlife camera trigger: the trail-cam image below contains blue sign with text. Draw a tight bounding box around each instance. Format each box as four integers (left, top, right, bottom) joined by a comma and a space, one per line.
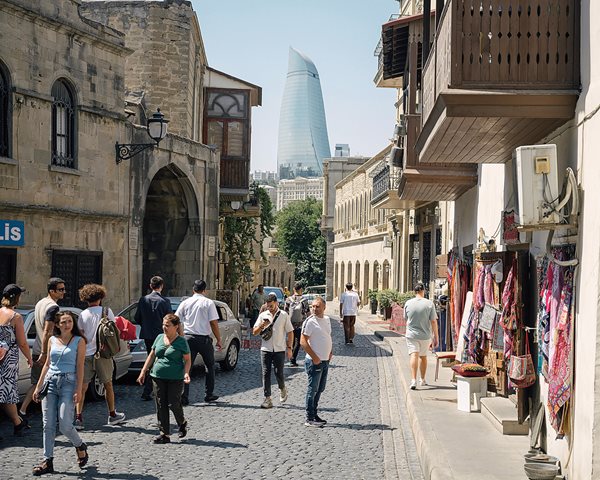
0, 220, 24, 246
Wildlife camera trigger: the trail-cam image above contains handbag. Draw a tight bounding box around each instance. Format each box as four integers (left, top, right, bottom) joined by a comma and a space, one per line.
508, 331, 536, 388
259, 311, 281, 341
0, 340, 9, 362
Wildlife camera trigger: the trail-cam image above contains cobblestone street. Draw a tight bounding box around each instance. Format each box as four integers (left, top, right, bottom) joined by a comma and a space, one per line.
0, 316, 421, 479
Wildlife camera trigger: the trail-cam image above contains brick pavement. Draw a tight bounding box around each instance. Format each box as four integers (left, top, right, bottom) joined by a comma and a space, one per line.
0, 314, 422, 479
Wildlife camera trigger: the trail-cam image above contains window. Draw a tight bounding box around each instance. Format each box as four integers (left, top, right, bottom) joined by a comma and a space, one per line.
204, 89, 248, 158
0, 62, 10, 158
51, 79, 76, 168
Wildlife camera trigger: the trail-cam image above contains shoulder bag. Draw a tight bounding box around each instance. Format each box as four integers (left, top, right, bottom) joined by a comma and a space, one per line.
259, 311, 281, 341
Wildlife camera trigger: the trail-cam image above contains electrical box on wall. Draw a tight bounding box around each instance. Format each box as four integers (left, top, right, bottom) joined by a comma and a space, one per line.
514, 144, 560, 228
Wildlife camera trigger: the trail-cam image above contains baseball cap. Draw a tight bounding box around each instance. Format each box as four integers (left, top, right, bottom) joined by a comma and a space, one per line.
2, 283, 26, 298
266, 293, 278, 303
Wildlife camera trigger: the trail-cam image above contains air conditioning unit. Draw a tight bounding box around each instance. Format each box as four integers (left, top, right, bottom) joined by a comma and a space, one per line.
514, 144, 560, 228
388, 146, 404, 168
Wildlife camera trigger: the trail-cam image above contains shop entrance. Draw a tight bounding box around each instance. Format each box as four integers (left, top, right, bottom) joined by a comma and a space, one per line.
141, 166, 196, 296
0, 248, 16, 291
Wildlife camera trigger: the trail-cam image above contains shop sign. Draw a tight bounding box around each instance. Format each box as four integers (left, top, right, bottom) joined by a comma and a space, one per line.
0, 220, 24, 246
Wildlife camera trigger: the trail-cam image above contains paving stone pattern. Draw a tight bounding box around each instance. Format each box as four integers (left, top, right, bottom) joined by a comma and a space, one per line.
0, 318, 418, 479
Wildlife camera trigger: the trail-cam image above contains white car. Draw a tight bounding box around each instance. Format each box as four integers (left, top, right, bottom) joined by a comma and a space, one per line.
117, 296, 242, 374
16, 306, 133, 401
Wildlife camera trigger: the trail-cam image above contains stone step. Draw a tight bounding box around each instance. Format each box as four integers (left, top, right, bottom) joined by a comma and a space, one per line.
480, 396, 529, 436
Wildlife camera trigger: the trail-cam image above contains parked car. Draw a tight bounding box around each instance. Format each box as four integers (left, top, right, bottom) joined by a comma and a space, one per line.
262, 286, 286, 309
305, 285, 326, 295
117, 296, 242, 374
16, 306, 132, 401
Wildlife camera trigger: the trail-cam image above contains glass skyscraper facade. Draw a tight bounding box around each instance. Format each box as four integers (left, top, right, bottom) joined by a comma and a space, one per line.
277, 47, 331, 180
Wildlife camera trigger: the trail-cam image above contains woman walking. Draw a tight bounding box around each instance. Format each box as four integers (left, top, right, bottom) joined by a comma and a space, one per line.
0, 284, 33, 436
137, 313, 191, 444
32, 310, 88, 475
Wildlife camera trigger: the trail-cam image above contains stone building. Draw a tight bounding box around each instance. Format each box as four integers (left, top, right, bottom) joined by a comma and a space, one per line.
276, 176, 324, 211
0, 0, 259, 308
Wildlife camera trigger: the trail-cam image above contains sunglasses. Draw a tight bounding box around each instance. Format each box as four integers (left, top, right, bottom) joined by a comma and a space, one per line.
56, 288, 66, 292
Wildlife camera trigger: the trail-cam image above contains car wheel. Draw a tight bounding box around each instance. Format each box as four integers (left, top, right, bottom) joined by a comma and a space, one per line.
87, 374, 106, 401
219, 340, 239, 371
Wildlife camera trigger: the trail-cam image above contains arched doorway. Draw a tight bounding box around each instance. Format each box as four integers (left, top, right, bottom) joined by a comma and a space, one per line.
363, 261, 370, 304
355, 261, 361, 296
373, 261, 379, 291
340, 261, 345, 297
334, 262, 338, 298
382, 260, 390, 290
347, 262, 352, 287
142, 166, 198, 296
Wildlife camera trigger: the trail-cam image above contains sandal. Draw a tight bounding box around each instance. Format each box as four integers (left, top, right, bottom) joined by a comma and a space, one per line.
75, 442, 88, 468
153, 434, 170, 444
32, 458, 54, 476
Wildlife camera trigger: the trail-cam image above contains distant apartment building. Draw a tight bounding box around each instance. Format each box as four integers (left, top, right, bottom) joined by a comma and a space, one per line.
276, 177, 323, 211
251, 170, 278, 184
334, 144, 350, 157
261, 185, 277, 208
277, 47, 331, 180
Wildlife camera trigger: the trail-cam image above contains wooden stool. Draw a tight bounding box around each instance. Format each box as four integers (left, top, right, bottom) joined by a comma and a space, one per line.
434, 351, 457, 381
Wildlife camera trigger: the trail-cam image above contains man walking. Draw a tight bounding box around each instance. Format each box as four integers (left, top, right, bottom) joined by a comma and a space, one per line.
175, 280, 222, 405
135, 276, 172, 401
284, 282, 309, 367
250, 285, 266, 329
301, 296, 332, 427
404, 283, 439, 390
339, 282, 361, 344
19, 278, 65, 417
253, 293, 293, 409
76, 284, 126, 429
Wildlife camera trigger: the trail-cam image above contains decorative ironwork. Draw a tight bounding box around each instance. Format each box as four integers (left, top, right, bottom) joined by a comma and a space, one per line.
372, 164, 400, 204
115, 142, 156, 164
51, 79, 76, 168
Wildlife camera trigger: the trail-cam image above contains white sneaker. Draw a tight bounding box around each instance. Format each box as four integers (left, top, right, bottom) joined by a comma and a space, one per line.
419, 378, 427, 387
410, 379, 417, 390
107, 411, 126, 426
280, 387, 288, 403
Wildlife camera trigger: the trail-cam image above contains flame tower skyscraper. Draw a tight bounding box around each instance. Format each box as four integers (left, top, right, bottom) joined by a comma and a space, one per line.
277, 47, 331, 180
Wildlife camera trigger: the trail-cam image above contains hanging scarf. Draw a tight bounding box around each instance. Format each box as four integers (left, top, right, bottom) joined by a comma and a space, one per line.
499, 261, 517, 364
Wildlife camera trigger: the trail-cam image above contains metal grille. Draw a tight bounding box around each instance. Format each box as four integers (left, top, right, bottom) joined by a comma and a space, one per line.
51, 80, 76, 168
423, 231, 432, 288
51, 251, 102, 308
410, 234, 419, 289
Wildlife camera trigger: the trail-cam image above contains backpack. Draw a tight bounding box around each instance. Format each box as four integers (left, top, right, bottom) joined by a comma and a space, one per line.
289, 296, 306, 327
95, 307, 121, 359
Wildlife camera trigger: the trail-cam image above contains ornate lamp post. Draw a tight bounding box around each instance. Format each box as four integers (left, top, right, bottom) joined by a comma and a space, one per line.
115, 108, 169, 164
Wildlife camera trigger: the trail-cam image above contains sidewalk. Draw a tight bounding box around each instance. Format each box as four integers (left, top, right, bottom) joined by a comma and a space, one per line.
333, 304, 529, 480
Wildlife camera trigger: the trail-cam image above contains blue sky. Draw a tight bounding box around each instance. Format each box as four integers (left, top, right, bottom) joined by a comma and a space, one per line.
192, 0, 398, 172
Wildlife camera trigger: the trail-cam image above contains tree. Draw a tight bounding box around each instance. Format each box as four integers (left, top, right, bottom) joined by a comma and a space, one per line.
223, 184, 274, 290
275, 198, 326, 287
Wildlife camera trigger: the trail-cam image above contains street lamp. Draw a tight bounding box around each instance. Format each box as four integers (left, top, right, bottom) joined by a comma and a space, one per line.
115, 108, 169, 164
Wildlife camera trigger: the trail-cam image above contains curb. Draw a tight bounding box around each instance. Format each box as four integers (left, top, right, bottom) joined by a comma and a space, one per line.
371, 328, 456, 480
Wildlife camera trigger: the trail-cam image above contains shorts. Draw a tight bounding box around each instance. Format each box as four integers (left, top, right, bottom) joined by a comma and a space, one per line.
83, 355, 114, 384
31, 356, 42, 384
406, 338, 431, 355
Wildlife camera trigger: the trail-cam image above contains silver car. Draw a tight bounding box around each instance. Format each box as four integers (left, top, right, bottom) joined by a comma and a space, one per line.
16, 306, 133, 401
117, 296, 242, 374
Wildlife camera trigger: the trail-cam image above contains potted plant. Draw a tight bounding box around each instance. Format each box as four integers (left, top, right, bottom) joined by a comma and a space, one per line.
376, 289, 398, 320
395, 291, 415, 307
368, 289, 378, 314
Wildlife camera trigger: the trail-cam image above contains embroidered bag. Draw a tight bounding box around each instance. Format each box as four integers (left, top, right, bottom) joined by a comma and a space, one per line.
508, 332, 536, 388
479, 304, 498, 334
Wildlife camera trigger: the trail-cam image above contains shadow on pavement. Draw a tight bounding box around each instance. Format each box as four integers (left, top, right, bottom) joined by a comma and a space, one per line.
182, 438, 247, 448
328, 422, 396, 431
60, 466, 160, 479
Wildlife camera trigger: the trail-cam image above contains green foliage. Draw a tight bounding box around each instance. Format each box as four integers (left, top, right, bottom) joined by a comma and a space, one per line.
275, 198, 325, 287
376, 289, 398, 308
223, 185, 274, 290
396, 291, 415, 306
368, 289, 379, 302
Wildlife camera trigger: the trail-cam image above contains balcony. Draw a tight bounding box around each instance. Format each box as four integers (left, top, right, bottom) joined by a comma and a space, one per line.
399, 113, 479, 203
417, 0, 580, 164
372, 163, 426, 210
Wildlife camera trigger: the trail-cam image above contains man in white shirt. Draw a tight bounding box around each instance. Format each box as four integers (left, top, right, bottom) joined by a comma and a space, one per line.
253, 293, 293, 409
300, 296, 333, 427
175, 280, 222, 405
76, 284, 125, 430
339, 282, 361, 344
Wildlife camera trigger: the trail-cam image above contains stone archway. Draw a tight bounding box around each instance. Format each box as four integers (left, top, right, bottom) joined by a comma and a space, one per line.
142, 165, 199, 296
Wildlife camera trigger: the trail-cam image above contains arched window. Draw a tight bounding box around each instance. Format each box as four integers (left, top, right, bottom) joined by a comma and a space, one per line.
347, 262, 352, 286
334, 262, 338, 296
363, 261, 370, 304
51, 79, 76, 168
340, 261, 345, 296
0, 61, 10, 157
355, 261, 361, 293
373, 260, 379, 291
383, 260, 390, 290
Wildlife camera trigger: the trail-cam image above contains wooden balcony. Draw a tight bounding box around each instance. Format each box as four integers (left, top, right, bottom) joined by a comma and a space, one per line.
417, 0, 580, 164
399, 113, 479, 203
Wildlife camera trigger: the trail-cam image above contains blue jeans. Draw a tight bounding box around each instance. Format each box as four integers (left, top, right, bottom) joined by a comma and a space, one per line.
304, 358, 329, 420
41, 373, 84, 459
